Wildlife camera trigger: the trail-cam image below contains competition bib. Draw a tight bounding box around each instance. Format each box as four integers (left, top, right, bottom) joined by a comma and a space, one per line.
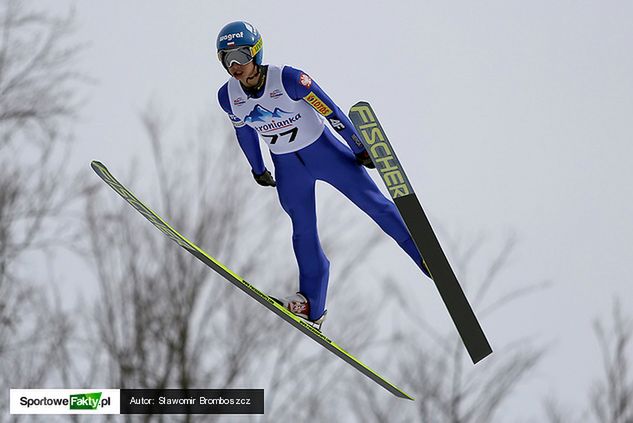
227, 65, 325, 154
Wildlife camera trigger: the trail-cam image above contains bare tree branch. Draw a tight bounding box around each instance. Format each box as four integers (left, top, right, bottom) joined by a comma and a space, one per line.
347, 228, 548, 422
591, 300, 633, 423
0, 2, 86, 420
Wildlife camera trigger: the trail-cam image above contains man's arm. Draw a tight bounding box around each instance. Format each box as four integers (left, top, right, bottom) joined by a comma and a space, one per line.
281, 66, 367, 155
217, 83, 266, 175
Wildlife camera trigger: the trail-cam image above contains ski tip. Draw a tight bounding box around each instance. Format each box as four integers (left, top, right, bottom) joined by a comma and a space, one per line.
351, 100, 370, 109
90, 160, 104, 170
91, 161, 111, 176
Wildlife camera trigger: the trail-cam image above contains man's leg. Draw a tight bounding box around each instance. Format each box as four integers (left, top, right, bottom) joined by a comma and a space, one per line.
273, 153, 330, 320
308, 132, 430, 277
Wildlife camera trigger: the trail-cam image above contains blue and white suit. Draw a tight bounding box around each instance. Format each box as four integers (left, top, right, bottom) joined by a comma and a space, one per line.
218, 64, 424, 320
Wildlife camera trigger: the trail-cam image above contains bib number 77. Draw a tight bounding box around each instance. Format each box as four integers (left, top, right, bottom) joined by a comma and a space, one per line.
262, 127, 298, 145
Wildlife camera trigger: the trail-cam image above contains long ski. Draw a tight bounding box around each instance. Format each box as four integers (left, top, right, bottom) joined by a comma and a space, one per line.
348, 102, 493, 364
90, 160, 413, 400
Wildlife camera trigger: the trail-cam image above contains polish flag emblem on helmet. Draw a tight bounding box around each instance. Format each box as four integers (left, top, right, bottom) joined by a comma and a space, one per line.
300, 73, 312, 88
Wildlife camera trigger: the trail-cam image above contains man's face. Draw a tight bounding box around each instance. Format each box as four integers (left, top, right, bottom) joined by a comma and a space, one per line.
229, 61, 257, 86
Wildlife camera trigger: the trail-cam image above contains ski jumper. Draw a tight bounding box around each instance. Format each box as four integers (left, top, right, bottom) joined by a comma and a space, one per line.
218, 65, 424, 320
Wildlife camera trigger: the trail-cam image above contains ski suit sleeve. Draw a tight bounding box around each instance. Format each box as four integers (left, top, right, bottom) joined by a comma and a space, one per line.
217, 83, 266, 175
281, 66, 366, 154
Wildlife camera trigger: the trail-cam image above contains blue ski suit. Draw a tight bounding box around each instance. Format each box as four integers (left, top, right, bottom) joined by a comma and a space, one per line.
218, 65, 425, 321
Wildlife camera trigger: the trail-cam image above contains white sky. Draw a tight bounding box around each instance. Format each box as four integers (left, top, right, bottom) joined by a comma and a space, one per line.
43, 0, 633, 418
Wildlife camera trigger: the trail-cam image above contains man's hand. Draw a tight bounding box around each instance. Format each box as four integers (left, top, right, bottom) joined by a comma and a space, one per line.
252, 169, 276, 187
355, 150, 375, 169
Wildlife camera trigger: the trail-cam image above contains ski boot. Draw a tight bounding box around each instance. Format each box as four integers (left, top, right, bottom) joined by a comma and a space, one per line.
278, 292, 327, 331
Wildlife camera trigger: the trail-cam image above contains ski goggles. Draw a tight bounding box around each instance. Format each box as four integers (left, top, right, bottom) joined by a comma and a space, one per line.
218, 46, 253, 68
